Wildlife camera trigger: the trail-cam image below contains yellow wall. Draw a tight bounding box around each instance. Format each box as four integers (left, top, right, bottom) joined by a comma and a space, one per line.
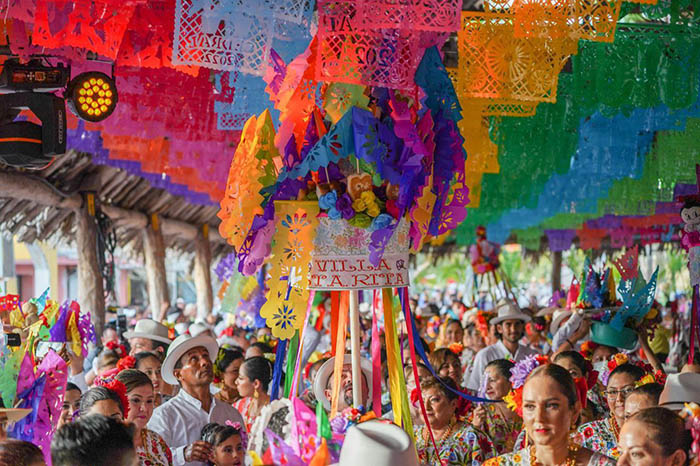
7, 239, 60, 297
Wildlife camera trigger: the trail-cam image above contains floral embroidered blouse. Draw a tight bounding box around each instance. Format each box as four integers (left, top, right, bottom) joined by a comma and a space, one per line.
483, 448, 616, 465
477, 404, 522, 455
414, 422, 497, 466
576, 417, 620, 460
137, 428, 173, 466
233, 397, 255, 432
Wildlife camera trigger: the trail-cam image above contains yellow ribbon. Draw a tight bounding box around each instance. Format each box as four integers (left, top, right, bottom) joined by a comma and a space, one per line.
382, 289, 413, 433
330, 291, 349, 419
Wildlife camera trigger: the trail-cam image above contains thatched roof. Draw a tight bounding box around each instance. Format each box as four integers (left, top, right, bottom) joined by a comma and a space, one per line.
0, 150, 231, 258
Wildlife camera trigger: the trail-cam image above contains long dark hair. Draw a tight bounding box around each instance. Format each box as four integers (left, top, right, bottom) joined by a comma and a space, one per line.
241, 357, 272, 391
214, 347, 244, 379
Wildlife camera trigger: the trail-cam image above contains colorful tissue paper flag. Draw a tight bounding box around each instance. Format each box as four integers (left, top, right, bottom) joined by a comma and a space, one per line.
218, 110, 278, 253
259, 201, 319, 340
317, 0, 425, 90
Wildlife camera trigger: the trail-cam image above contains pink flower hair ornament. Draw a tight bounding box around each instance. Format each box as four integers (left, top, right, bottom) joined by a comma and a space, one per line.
225, 420, 248, 450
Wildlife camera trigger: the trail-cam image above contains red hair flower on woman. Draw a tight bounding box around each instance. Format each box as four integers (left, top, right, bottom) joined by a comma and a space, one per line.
447, 342, 464, 355
96, 379, 130, 418
579, 341, 599, 360
116, 355, 136, 372
105, 340, 127, 358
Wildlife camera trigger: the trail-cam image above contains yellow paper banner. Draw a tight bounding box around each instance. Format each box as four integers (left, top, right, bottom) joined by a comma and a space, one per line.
259, 201, 319, 340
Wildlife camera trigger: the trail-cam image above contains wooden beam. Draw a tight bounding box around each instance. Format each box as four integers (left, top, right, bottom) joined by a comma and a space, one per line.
0, 171, 225, 243
143, 214, 170, 321
552, 250, 562, 293
76, 194, 106, 338
101, 204, 225, 243
194, 225, 213, 321
0, 171, 82, 210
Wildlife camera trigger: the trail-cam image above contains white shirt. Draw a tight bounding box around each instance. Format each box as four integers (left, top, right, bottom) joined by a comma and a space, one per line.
147, 388, 245, 466
465, 340, 540, 391
552, 312, 584, 352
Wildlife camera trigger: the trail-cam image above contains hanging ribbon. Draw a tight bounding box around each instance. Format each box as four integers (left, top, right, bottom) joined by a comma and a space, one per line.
316, 400, 331, 441
398, 287, 442, 466
398, 287, 494, 404
284, 332, 299, 398
290, 290, 316, 399
270, 339, 288, 401
330, 291, 340, 356
382, 289, 413, 432
691, 285, 700, 364
371, 291, 382, 416
330, 291, 349, 418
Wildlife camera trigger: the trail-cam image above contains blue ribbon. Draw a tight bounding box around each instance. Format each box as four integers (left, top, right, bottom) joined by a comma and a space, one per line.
398, 288, 495, 403
270, 338, 288, 400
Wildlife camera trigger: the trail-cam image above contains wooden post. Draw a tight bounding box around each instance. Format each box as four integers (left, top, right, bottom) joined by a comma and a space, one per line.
552, 250, 562, 294
349, 289, 362, 408
194, 224, 213, 322
143, 214, 170, 321
76, 193, 106, 337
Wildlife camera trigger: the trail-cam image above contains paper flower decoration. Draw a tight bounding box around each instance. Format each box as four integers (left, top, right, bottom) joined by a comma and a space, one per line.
505, 355, 549, 416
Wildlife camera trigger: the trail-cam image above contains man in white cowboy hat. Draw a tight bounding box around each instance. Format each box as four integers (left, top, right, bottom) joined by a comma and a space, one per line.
465, 300, 539, 391
313, 354, 373, 414
336, 420, 419, 466
124, 318, 172, 356
658, 372, 700, 410
147, 333, 244, 466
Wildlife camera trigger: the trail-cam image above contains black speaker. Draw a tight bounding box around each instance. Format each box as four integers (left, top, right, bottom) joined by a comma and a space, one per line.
0, 92, 66, 169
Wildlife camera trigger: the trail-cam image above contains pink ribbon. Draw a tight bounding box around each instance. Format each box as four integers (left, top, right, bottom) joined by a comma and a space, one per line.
691, 285, 700, 364
290, 290, 315, 399
371, 290, 382, 416
401, 287, 445, 466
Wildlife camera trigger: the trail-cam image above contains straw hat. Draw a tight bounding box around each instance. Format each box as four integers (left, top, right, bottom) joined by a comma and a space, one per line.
549, 309, 573, 336
335, 421, 418, 466
491, 301, 531, 325
313, 354, 373, 411
535, 306, 559, 317
123, 318, 171, 345
0, 408, 31, 423
659, 373, 700, 410
160, 333, 218, 385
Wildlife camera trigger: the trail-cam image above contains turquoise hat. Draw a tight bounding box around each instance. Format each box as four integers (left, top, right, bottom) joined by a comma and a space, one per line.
590, 322, 637, 350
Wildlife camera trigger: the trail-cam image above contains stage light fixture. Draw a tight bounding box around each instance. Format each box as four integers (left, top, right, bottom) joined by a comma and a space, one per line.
66, 71, 118, 122
0, 59, 70, 92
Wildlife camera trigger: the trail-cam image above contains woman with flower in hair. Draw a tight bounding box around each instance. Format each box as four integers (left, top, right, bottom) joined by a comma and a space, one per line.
436, 319, 464, 349
200, 422, 247, 466
414, 376, 496, 466
576, 356, 646, 460
213, 347, 244, 405
116, 369, 172, 466
429, 348, 463, 387
485, 361, 615, 465
553, 351, 607, 423
79, 381, 129, 421
471, 359, 522, 454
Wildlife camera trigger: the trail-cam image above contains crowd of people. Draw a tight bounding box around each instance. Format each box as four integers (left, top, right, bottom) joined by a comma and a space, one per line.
0, 288, 697, 466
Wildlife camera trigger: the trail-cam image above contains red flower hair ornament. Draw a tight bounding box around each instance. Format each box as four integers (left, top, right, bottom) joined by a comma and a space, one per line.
96, 379, 130, 418
116, 355, 136, 372
105, 340, 127, 358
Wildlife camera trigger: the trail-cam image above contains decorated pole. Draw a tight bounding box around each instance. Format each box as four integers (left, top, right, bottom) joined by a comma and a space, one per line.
348, 289, 362, 408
